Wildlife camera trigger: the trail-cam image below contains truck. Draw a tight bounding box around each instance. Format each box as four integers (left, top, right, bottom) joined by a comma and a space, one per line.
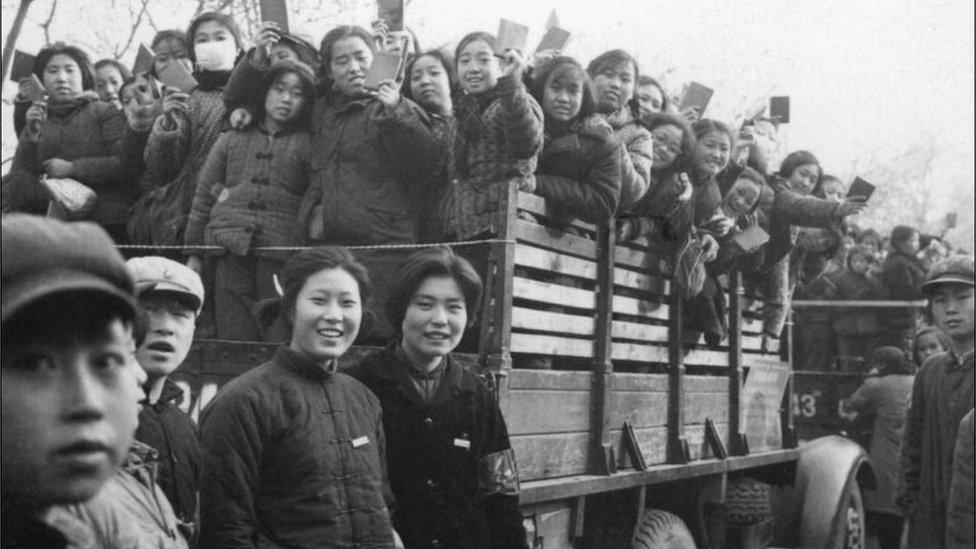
167, 184, 873, 548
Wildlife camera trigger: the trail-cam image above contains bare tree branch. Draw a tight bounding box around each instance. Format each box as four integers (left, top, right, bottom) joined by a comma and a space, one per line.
39, 0, 58, 45
1, 0, 36, 81
113, 0, 151, 59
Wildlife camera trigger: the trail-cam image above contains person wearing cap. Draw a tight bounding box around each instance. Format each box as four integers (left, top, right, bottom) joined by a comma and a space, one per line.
127, 256, 205, 535
897, 255, 975, 549
1, 214, 144, 546
841, 346, 915, 549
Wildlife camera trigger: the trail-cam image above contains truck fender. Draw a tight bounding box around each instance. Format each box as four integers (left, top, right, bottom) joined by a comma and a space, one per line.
794, 435, 875, 548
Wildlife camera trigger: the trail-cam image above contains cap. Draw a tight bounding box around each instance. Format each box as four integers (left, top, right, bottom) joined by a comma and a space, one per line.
126, 256, 205, 313
921, 255, 975, 296
1, 215, 137, 323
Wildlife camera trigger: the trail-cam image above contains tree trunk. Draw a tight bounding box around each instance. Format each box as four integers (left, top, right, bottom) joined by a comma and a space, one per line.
1, 0, 35, 82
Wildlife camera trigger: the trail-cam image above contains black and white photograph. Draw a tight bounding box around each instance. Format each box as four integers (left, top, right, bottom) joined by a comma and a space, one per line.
1, 0, 973, 547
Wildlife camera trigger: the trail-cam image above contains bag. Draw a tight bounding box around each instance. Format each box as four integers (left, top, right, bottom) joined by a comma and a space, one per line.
673, 236, 707, 299
41, 176, 97, 220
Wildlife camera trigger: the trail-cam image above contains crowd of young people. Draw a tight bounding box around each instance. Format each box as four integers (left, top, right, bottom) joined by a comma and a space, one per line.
1, 10, 973, 549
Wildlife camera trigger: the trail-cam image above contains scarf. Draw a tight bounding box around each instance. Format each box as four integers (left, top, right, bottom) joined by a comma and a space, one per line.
193, 69, 232, 92
45, 92, 98, 121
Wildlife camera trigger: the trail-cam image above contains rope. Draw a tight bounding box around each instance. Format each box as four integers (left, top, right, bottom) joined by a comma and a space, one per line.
115, 238, 515, 253
791, 300, 927, 308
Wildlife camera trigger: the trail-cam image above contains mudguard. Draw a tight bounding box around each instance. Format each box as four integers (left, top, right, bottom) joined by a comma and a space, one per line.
794, 435, 875, 548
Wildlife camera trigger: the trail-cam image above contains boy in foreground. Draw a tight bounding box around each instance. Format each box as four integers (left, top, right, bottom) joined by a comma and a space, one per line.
1, 215, 144, 547
897, 255, 975, 549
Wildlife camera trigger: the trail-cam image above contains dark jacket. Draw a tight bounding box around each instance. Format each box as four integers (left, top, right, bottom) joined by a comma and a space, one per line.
199, 346, 394, 548
759, 179, 845, 269
139, 74, 228, 245
11, 95, 133, 226
824, 269, 887, 334
534, 115, 622, 224
897, 349, 975, 549
346, 345, 527, 549
297, 95, 442, 246
135, 378, 201, 527
184, 125, 311, 255
442, 75, 544, 241
880, 248, 927, 332
947, 408, 974, 549
843, 374, 915, 515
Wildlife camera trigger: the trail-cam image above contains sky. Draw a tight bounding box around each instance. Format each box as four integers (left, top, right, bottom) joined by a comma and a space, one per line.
2, 0, 973, 240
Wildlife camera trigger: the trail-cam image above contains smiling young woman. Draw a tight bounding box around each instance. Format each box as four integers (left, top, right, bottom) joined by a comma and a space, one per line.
347, 247, 528, 548
199, 247, 400, 547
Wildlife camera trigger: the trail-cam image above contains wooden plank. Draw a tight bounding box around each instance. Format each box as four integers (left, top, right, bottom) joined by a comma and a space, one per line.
614, 243, 664, 273
613, 266, 670, 294
515, 219, 597, 259
517, 450, 801, 505
611, 342, 667, 363
513, 277, 595, 310
507, 369, 593, 391
512, 307, 594, 336
608, 392, 668, 428
742, 335, 763, 351
684, 348, 732, 367
514, 244, 598, 281
511, 333, 594, 357
517, 191, 597, 232
591, 225, 616, 474
612, 294, 669, 320
685, 392, 730, 423
611, 426, 668, 469
686, 375, 728, 393
611, 320, 668, 342
610, 373, 669, 392
503, 390, 592, 435
610, 343, 730, 367
512, 432, 589, 480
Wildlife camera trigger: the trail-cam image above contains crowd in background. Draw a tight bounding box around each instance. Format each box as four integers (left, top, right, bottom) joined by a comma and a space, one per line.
1, 9, 918, 355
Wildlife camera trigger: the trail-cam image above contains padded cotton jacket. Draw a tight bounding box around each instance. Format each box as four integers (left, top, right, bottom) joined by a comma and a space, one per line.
199, 346, 394, 548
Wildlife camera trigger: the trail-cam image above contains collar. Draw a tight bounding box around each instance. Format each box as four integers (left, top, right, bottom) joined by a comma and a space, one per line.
947, 347, 975, 372
395, 342, 446, 381
276, 345, 338, 381
194, 69, 231, 91
332, 92, 373, 112
144, 377, 184, 407
258, 122, 299, 138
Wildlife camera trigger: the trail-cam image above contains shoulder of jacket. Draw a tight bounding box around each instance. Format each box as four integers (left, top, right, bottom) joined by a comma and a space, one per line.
577, 114, 616, 142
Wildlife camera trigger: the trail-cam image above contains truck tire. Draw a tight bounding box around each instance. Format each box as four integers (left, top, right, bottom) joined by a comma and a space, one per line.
725, 477, 772, 524
831, 476, 866, 549
631, 509, 696, 549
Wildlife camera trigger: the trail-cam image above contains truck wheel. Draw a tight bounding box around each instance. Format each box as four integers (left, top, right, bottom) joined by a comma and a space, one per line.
725, 477, 772, 524
631, 509, 696, 549
832, 477, 865, 549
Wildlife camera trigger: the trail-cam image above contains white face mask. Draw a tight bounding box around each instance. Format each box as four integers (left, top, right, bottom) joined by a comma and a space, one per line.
194, 40, 237, 71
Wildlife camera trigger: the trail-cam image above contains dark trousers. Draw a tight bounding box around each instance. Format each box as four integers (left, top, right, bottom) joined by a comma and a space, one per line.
867, 511, 903, 549
214, 254, 283, 341
800, 319, 835, 371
